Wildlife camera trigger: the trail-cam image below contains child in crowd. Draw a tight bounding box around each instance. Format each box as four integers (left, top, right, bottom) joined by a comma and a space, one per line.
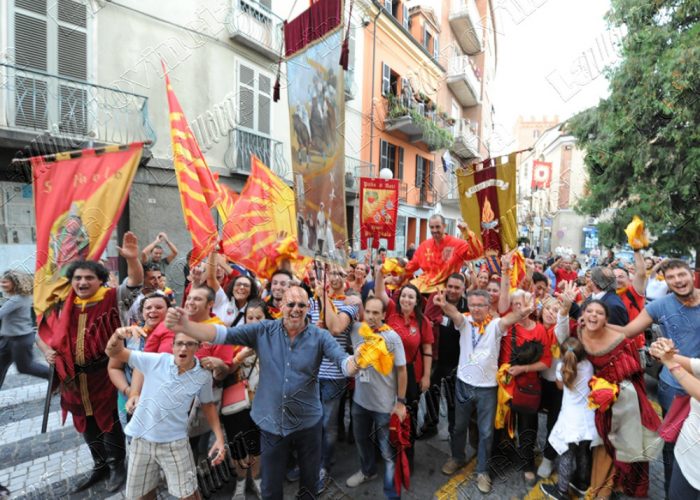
541, 337, 600, 500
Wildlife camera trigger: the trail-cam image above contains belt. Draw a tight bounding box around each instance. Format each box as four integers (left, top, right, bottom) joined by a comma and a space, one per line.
74, 356, 109, 374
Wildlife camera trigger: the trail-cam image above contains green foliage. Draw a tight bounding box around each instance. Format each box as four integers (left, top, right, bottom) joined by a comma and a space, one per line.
569, 0, 700, 260
386, 94, 454, 152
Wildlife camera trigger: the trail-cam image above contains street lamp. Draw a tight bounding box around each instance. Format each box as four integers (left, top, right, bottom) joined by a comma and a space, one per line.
379, 167, 393, 179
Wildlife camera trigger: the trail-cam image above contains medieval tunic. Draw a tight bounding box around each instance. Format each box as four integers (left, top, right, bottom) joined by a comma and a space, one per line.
44, 281, 139, 433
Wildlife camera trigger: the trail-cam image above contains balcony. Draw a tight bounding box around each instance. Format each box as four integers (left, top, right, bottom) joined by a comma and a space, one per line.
420, 186, 437, 207
442, 177, 462, 207
0, 63, 156, 147
384, 94, 454, 152
449, 0, 483, 54
344, 156, 374, 192
452, 118, 480, 159
224, 126, 291, 182
225, 0, 284, 60
447, 56, 481, 107
399, 182, 408, 202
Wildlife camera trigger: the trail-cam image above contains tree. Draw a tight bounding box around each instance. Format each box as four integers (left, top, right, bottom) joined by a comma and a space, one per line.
569, 0, 700, 266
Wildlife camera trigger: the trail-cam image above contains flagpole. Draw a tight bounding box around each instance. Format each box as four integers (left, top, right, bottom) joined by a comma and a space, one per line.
10, 140, 152, 164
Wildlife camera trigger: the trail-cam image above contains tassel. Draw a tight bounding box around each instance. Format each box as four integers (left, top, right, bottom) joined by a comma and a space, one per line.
339, 0, 354, 70
273, 72, 281, 102
339, 37, 349, 70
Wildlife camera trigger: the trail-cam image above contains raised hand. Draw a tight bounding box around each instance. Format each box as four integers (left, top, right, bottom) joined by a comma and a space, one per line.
165, 307, 189, 332
433, 289, 447, 308
117, 231, 139, 260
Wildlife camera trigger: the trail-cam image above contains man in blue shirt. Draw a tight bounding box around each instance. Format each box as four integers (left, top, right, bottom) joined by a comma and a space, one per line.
608, 258, 700, 497
106, 327, 225, 499
165, 285, 361, 499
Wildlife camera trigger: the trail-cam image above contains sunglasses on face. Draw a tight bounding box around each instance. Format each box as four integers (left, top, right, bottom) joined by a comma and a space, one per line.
286, 302, 308, 309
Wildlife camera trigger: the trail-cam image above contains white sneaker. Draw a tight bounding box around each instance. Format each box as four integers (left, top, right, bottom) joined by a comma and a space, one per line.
249, 477, 262, 499
346, 470, 377, 488
537, 458, 553, 478
232, 478, 246, 500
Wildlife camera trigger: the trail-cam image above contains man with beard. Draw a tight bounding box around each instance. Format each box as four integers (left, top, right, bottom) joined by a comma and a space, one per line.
165, 285, 362, 499
265, 269, 293, 319
36, 232, 143, 493
609, 258, 700, 497
403, 214, 482, 294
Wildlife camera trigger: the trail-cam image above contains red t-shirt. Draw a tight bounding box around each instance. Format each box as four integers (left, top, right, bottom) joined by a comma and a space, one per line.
617, 286, 646, 348
554, 268, 578, 285
385, 300, 433, 382
499, 322, 553, 368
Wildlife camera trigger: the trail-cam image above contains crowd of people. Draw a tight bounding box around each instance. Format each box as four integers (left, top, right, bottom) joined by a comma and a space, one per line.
0, 216, 699, 500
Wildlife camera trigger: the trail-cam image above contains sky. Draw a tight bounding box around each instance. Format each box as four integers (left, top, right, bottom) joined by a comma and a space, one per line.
491, 0, 617, 137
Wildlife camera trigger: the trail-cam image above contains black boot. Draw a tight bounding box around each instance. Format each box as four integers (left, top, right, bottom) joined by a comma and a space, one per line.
71, 462, 108, 493
104, 459, 126, 492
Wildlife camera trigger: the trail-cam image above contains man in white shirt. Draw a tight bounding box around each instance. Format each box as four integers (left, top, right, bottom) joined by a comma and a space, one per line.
433, 289, 529, 493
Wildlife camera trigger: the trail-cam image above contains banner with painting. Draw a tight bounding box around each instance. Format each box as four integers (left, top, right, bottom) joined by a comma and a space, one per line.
359, 178, 399, 250
285, 0, 348, 263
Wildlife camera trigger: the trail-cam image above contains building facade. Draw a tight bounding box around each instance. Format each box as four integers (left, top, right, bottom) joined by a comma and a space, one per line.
517, 121, 590, 256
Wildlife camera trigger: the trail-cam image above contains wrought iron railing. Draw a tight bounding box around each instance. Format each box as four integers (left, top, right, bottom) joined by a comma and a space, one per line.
0, 63, 156, 145
399, 182, 408, 202
344, 156, 374, 192
224, 126, 290, 181
420, 186, 438, 206
225, 0, 284, 59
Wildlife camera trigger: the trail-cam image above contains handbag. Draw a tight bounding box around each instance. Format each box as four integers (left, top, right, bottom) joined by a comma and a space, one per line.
509, 326, 542, 414
658, 394, 691, 443
221, 356, 257, 416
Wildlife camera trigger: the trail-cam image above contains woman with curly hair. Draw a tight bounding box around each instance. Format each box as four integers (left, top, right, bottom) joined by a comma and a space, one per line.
0, 270, 49, 389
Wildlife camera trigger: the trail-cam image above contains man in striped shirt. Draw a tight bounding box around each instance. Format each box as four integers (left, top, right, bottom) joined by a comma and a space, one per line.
309, 266, 359, 492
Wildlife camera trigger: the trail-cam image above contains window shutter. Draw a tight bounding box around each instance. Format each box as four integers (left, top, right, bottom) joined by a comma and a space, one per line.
402, 4, 409, 29
258, 74, 271, 134
384, 0, 392, 13
423, 25, 427, 49
58, 0, 86, 28
434, 36, 439, 61
427, 160, 434, 188
398, 147, 404, 180
58, 26, 86, 80
415, 155, 424, 188
239, 65, 255, 129
14, 13, 47, 71
380, 140, 388, 171
382, 63, 391, 96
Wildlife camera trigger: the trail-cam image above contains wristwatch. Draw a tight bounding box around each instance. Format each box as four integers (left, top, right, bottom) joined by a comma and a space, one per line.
397, 397, 407, 404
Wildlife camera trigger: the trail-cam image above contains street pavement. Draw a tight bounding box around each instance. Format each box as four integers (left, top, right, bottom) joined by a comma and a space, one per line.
1, 356, 666, 499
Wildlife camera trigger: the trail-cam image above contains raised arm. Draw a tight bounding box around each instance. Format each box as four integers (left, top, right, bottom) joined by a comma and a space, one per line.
373, 264, 390, 306
433, 289, 465, 328
140, 236, 160, 264
118, 231, 144, 287
165, 307, 217, 342
651, 338, 700, 400
160, 232, 179, 264
499, 253, 512, 314
631, 249, 648, 296
206, 248, 221, 292
105, 327, 133, 364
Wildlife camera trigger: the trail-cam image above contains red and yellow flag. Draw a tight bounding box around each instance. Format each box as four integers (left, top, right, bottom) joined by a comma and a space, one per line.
222, 156, 307, 280
164, 69, 221, 266
457, 153, 518, 254
32, 143, 143, 315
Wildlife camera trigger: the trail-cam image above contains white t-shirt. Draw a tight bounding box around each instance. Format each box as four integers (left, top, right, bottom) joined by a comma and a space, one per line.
456, 316, 504, 387
675, 358, 700, 489
212, 287, 239, 326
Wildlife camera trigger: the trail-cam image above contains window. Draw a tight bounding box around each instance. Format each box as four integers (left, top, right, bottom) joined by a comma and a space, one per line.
381, 63, 400, 97
402, 3, 410, 30
416, 155, 434, 200
236, 62, 273, 170
380, 139, 404, 180
433, 34, 439, 61
533, 129, 541, 139
423, 28, 432, 52
11, 0, 89, 133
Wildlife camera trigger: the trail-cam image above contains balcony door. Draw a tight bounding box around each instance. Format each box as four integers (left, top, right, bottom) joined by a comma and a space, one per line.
235, 62, 272, 172
8, 0, 89, 136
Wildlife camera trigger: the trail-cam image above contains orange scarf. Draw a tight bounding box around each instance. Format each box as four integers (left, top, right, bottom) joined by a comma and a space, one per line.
471, 314, 493, 335
73, 286, 109, 312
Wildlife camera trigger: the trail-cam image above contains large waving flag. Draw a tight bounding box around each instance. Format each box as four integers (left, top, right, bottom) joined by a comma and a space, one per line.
32, 143, 143, 315
222, 156, 306, 280
164, 68, 221, 265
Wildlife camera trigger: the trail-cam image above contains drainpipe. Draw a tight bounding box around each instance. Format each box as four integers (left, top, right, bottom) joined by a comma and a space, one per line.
368, 6, 382, 176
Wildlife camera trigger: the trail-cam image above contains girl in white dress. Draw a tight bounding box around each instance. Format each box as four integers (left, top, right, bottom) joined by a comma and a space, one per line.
541, 337, 601, 500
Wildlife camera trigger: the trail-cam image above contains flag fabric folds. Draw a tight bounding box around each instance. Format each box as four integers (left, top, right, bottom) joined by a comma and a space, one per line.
164, 69, 221, 266
222, 155, 305, 280
32, 143, 143, 316
457, 153, 518, 255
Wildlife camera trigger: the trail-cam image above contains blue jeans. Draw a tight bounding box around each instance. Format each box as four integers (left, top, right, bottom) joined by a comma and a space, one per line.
659, 379, 688, 498
319, 378, 346, 471
451, 380, 497, 473
351, 402, 400, 499
670, 457, 700, 498
260, 418, 322, 499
